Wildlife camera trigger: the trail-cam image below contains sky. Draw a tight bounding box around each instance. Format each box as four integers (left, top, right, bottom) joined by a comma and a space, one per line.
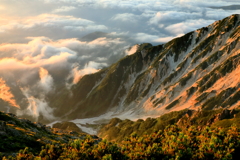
0, 0, 239, 121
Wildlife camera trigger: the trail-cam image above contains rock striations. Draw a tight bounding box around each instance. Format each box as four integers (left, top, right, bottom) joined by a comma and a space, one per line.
50, 14, 240, 120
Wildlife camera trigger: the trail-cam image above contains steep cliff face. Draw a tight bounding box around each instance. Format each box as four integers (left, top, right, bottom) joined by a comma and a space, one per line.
50, 14, 240, 120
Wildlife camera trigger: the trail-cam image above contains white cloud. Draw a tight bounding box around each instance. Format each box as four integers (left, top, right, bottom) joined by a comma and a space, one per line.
135, 33, 162, 43
177, 0, 240, 6
0, 35, 130, 87
0, 14, 106, 33
111, 13, 140, 23
17, 87, 56, 121
52, 6, 76, 13
206, 9, 240, 19
38, 67, 54, 93
125, 44, 139, 55
165, 19, 215, 35
154, 36, 178, 43
149, 11, 202, 25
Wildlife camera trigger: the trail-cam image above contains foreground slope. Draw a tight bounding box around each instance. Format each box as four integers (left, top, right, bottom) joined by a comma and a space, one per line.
0, 111, 97, 156
1, 109, 240, 159
50, 14, 240, 120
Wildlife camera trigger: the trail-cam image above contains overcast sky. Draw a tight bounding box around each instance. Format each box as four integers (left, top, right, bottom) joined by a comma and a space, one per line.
0, 0, 239, 119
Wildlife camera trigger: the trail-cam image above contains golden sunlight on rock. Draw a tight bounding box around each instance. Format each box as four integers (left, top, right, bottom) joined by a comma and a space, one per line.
0, 78, 20, 108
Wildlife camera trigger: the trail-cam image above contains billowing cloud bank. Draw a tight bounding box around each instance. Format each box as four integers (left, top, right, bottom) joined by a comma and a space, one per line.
0, 35, 131, 121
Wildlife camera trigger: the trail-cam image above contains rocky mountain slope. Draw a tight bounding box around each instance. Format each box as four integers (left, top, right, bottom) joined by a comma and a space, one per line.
49, 14, 240, 121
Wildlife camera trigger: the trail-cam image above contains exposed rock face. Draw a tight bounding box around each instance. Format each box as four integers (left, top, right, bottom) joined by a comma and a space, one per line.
48, 14, 240, 121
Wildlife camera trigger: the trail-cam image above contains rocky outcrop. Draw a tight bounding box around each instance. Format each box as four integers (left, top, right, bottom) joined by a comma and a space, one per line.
176, 109, 238, 127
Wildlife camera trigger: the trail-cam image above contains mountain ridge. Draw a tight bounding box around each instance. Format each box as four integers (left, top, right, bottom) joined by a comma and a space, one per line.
49, 14, 240, 121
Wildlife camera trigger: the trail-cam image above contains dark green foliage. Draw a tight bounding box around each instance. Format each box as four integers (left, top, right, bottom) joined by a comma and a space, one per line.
230, 26, 240, 38
141, 83, 153, 98
153, 97, 166, 107
99, 108, 240, 143
196, 61, 209, 70
202, 88, 236, 110
7, 124, 240, 160
187, 87, 197, 97
0, 111, 92, 157
137, 43, 152, 51
191, 35, 214, 63
166, 98, 180, 109
170, 31, 194, 62
52, 121, 83, 133
198, 54, 239, 93
177, 58, 188, 71
218, 58, 234, 75
207, 51, 224, 64
196, 50, 224, 71
213, 118, 240, 128
179, 72, 193, 86
198, 74, 220, 93
195, 27, 209, 44
225, 14, 239, 32
162, 71, 178, 85
190, 109, 224, 125
3, 108, 240, 159
196, 92, 210, 103
222, 90, 240, 107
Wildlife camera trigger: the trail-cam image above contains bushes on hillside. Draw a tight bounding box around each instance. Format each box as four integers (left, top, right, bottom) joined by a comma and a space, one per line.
3, 124, 240, 159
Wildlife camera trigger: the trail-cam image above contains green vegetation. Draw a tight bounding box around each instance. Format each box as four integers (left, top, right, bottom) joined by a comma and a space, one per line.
201, 88, 237, 110
196, 92, 210, 103
2, 108, 240, 159
162, 71, 178, 85
192, 37, 214, 64
179, 72, 193, 86
99, 108, 240, 143
52, 122, 83, 133
186, 86, 197, 97
3, 124, 240, 159
170, 31, 193, 62
195, 27, 208, 44
177, 58, 188, 71
153, 97, 166, 107
197, 54, 239, 93
0, 111, 93, 158
1, 14, 240, 159
165, 98, 180, 109
222, 90, 240, 108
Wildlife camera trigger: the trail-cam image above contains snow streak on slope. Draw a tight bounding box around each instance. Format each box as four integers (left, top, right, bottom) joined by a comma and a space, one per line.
50, 15, 240, 126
